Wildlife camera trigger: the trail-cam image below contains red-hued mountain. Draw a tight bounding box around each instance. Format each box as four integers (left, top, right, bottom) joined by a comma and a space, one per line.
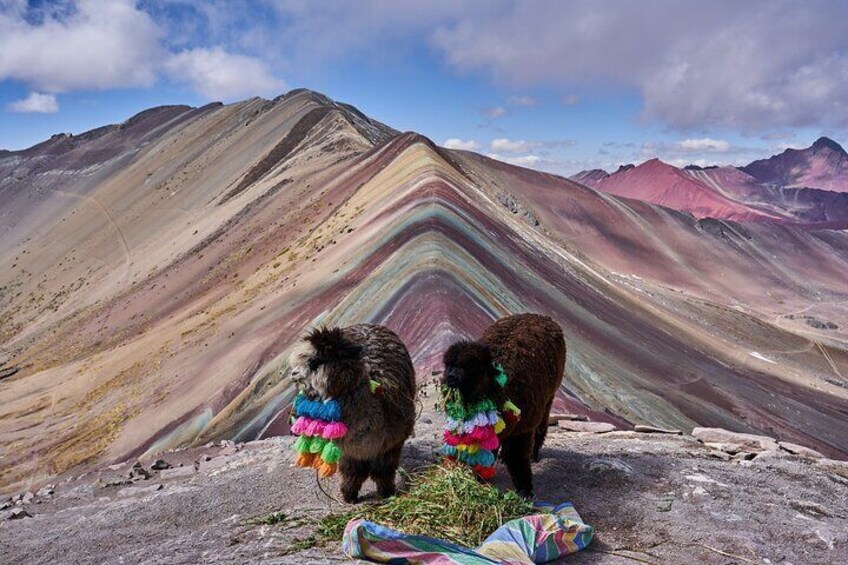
743, 137, 848, 193
572, 138, 848, 227
576, 158, 779, 222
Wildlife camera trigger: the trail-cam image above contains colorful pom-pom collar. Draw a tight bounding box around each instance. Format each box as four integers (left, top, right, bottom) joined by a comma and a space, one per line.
291, 393, 346, 477
440, 363, 521, 479
290, 379, 384, 478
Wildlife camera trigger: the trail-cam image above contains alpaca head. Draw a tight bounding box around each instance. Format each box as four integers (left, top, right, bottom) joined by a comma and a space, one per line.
442, 341, 502, 404
288, 340, 315, 388
295, 326, 365, 399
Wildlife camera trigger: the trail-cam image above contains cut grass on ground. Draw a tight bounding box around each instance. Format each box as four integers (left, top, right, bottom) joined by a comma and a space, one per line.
251, 463, 534, 554
320, 463, 533, 546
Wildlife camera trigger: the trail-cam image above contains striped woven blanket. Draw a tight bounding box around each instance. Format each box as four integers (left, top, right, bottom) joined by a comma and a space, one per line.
342, 502, 593, 564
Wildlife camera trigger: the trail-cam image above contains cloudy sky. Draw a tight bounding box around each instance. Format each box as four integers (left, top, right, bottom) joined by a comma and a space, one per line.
1, 0, 847, 175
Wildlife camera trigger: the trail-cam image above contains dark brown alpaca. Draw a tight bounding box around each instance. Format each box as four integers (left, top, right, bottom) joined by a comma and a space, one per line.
442, 313, 565, 497
289, 324, 416, 503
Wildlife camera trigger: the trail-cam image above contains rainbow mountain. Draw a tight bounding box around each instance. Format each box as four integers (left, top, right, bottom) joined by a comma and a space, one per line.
2, 90, 848, 492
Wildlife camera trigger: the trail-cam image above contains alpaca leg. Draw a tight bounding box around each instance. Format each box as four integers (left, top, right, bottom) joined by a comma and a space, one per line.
501, 432, 535, 498
340, 456, 370, 503
533, 397, 555, 462
369, 445, 403, 499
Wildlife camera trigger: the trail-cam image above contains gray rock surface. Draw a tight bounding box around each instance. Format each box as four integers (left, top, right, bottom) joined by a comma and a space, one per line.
1, 424, 846, 564
159, 466, 198, 481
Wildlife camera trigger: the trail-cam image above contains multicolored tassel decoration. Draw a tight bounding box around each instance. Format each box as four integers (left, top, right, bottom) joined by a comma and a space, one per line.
291, 393, 346, 478
440, 364, 521, 479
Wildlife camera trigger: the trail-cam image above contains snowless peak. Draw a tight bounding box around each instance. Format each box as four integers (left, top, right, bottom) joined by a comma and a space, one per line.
811, 136, 847, 155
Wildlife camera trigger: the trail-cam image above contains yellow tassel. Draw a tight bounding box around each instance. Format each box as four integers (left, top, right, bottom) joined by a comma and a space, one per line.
494, 418, 506, 434
466, 444, 480, 454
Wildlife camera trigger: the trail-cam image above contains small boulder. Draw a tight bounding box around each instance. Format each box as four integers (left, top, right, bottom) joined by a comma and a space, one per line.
129, 461, 150, 480
6, 508, 31, 520
151, 459, 172, 470
36, 485, 54, 498
548, 413, 588, 425
779, 442, 825, 459
21, 492, 35, 505
558, 420, 616, 433
634, 425, 683, 435
692, 427, 779, 453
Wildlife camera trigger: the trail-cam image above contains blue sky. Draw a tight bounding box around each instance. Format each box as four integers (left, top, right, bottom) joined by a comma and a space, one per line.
1, 1, 846, 175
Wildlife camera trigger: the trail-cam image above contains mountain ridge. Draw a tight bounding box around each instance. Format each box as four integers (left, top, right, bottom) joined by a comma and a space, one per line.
2, 89, 848, 495
572, 137, 848, 226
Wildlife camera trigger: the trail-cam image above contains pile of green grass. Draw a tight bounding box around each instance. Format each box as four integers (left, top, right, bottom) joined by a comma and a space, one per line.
318, 463, 533, 547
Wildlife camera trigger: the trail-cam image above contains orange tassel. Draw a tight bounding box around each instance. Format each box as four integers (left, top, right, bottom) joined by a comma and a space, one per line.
318, 462, 337, 478
295, 452, 316, 468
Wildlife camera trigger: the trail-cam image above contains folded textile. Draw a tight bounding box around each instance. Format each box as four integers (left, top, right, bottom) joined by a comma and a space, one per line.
342, 502, 593, 564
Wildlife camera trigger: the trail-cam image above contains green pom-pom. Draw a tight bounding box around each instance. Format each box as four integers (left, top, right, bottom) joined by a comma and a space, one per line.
294, 436, 311, 453
321, 441, 342, 464
308, 437, 327, 454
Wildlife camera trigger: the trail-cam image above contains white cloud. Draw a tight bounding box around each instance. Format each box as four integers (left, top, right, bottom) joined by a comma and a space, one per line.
490, 138, 576, 154
8, 92, 58, 113
490, 138, 539, 153
506, 95, 537, 107
0, 0, 162, 91
430, 1, 848, 130
482, 106, 507, 118
166, 47, 285, 100
0, 2, 286, 102
443, 138, 479, 151
487, 153, 543, 167
678, 138, 731, 152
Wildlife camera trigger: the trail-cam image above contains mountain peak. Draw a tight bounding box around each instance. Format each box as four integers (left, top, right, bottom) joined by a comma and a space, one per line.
811, 136, 846, 155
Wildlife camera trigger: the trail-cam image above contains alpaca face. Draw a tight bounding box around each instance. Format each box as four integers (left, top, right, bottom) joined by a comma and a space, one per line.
288, 341, 329, 398
303, 327, 365, 399
442, 341, 496, 403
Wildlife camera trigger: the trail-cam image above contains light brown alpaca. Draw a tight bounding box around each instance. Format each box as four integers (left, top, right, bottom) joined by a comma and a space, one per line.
289, 324, 416, 502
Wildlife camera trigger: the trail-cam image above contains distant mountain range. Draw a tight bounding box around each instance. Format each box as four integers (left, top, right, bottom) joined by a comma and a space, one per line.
571, 137, 848, 228
2, 90, 848, 493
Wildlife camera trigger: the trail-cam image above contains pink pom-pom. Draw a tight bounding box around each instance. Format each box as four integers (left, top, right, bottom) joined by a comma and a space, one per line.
323, 421, 348, 439
291, 416, 311, 435
480, 436, 500, 450
305, 419, 325, 437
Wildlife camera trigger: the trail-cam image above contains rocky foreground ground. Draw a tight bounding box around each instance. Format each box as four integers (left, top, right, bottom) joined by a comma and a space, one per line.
2, 406, 847, 564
